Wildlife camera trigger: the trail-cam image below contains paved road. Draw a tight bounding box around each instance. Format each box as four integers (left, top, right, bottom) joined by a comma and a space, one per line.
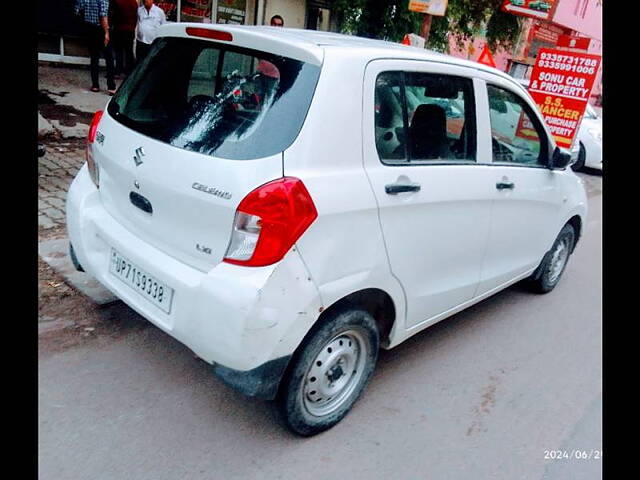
39, 173, 602, 480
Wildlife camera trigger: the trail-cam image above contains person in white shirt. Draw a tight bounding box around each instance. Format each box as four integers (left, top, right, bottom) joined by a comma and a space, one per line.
135, 0, 166, 64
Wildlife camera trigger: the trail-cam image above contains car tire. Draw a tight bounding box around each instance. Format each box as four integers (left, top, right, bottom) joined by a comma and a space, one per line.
276, 307, 379, 436
571, 142, 586, 171
527, 224, 576, 293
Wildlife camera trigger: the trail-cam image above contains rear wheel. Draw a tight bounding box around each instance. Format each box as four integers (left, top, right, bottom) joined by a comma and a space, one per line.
277, 308, 379, 436
527, 224, 576, 293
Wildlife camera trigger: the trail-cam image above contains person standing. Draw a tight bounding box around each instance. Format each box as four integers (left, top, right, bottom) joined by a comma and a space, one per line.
74, 0, 116, 94
136, 0, 166, 65
111, 0, 138, 78
270, 15, 284, 27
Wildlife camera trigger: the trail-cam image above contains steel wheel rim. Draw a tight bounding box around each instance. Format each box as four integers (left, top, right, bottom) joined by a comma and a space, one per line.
548, 237, 570, 283
302, 330, 368, 417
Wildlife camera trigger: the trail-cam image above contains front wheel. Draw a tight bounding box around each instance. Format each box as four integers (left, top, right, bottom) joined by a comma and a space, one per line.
527, 224, 576, 293
277, 308, 379, 436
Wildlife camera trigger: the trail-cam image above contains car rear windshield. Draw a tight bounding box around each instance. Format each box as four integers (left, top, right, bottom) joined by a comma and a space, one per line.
108, 37, 321, 160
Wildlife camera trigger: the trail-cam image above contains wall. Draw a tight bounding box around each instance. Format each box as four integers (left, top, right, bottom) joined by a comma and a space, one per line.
263, 0, 307, 28
447, 35, 512, 72
552, 0, 602, 41
553, 0, 603, 103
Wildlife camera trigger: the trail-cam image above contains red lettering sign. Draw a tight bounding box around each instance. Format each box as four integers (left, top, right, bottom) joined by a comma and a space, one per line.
515, 111, 539, 141
556, 35, 591, 50
501, 0, 557, 21
527, 48, 601, 148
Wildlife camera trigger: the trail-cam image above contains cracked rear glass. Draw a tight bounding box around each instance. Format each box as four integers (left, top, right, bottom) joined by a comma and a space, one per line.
108, 38, 321, 160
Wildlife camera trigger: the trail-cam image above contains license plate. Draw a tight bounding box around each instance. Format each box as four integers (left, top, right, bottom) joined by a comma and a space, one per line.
109, 248, 174, 314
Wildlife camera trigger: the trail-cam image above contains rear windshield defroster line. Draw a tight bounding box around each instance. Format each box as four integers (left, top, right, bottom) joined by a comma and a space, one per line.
108, 38, 321, 160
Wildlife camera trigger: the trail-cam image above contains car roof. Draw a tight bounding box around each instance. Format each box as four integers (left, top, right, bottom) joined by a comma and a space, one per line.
159, 23, 521, 87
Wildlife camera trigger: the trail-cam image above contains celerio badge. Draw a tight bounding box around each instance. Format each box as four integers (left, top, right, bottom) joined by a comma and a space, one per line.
192, 182, 232, 200
133, 147, 145, 167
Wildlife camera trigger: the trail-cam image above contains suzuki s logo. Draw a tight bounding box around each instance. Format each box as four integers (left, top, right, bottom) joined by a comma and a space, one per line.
133, 147, 145, 167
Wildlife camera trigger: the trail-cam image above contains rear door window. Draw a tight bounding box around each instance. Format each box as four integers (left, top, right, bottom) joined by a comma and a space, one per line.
374, 71, 476, 164
374, 72, 405, 161
108, 38, 321, 160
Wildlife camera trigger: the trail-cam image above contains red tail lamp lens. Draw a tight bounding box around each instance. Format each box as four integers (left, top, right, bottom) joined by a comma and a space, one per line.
88, 110, 103, 143
86, 110, 103, 187
186, 28, 233, 42
224, 178, 318, 267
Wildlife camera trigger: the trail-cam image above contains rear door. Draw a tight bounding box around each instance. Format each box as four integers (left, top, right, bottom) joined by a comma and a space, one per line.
363, 60, 494, 329
95, 35, 321, 272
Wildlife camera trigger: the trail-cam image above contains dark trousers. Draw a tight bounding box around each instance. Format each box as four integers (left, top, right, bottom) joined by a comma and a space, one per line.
85, 23, 115, 90
113, 29, 135, 76
135, 41, 152, 66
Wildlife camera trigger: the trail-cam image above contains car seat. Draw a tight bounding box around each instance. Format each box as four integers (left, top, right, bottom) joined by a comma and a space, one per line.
409, 104, 452, 160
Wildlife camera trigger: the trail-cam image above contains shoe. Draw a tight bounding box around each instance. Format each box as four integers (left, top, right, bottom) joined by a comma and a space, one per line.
107, 89, 117, 96
90, 87, 100, 92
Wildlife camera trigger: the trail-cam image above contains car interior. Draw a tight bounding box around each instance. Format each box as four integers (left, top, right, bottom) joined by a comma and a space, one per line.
375, 72, 474, 163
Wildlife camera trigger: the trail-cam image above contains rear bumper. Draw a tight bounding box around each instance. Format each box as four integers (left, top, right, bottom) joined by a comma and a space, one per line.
213, 355, 291, 399
66, 165, 322, 383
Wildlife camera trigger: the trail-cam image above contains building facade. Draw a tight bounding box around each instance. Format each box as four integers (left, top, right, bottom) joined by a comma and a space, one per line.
38, 0, 602, 105
38, 0, 338, 65
497, 0, 602, 105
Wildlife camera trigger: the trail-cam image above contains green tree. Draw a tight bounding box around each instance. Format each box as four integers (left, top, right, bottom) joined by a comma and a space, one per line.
332, 0, 522, 53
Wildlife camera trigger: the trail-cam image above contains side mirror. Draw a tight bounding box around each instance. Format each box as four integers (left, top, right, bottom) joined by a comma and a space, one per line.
549, 146, 572, 170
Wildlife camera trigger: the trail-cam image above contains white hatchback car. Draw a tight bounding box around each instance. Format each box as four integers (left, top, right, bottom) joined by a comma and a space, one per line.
67, 25, 587, 436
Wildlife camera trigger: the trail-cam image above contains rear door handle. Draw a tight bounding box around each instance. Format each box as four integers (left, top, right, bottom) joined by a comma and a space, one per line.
496, 182, 515, 190
385, 183, 421, 195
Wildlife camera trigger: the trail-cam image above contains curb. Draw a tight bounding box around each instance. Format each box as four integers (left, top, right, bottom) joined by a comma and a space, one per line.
39, 237, 119, 307
38, 113, 62, 140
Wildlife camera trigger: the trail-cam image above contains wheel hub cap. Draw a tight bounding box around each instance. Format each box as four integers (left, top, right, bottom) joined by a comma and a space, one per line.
327, 364, 344, 383
549, 238, 569, 283
302, 330, 368, 417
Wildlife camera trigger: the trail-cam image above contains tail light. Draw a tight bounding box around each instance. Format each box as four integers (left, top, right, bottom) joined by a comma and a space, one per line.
86, 110, 103, 187
185, 27, 233, 42
224, 177, 318, 267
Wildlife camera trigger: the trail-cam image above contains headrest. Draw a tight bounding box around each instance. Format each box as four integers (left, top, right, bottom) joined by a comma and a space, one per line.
411, 104, 447, 135
256, 60, 280, 79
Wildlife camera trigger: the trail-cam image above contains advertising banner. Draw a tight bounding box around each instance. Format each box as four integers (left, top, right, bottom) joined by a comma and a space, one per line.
501, 0, 556, 21
181, 0, 214, 23
556, 34, 591, 50
532, 25, 560, 44
514, 110, 540, 142
157, 1, 178, 22
217, 0, 247, 24
527, 48, 601, 148
408, 0, 448, 16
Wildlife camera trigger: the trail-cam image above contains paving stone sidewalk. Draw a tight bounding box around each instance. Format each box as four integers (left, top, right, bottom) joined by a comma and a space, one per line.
38, 139, 85, 231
